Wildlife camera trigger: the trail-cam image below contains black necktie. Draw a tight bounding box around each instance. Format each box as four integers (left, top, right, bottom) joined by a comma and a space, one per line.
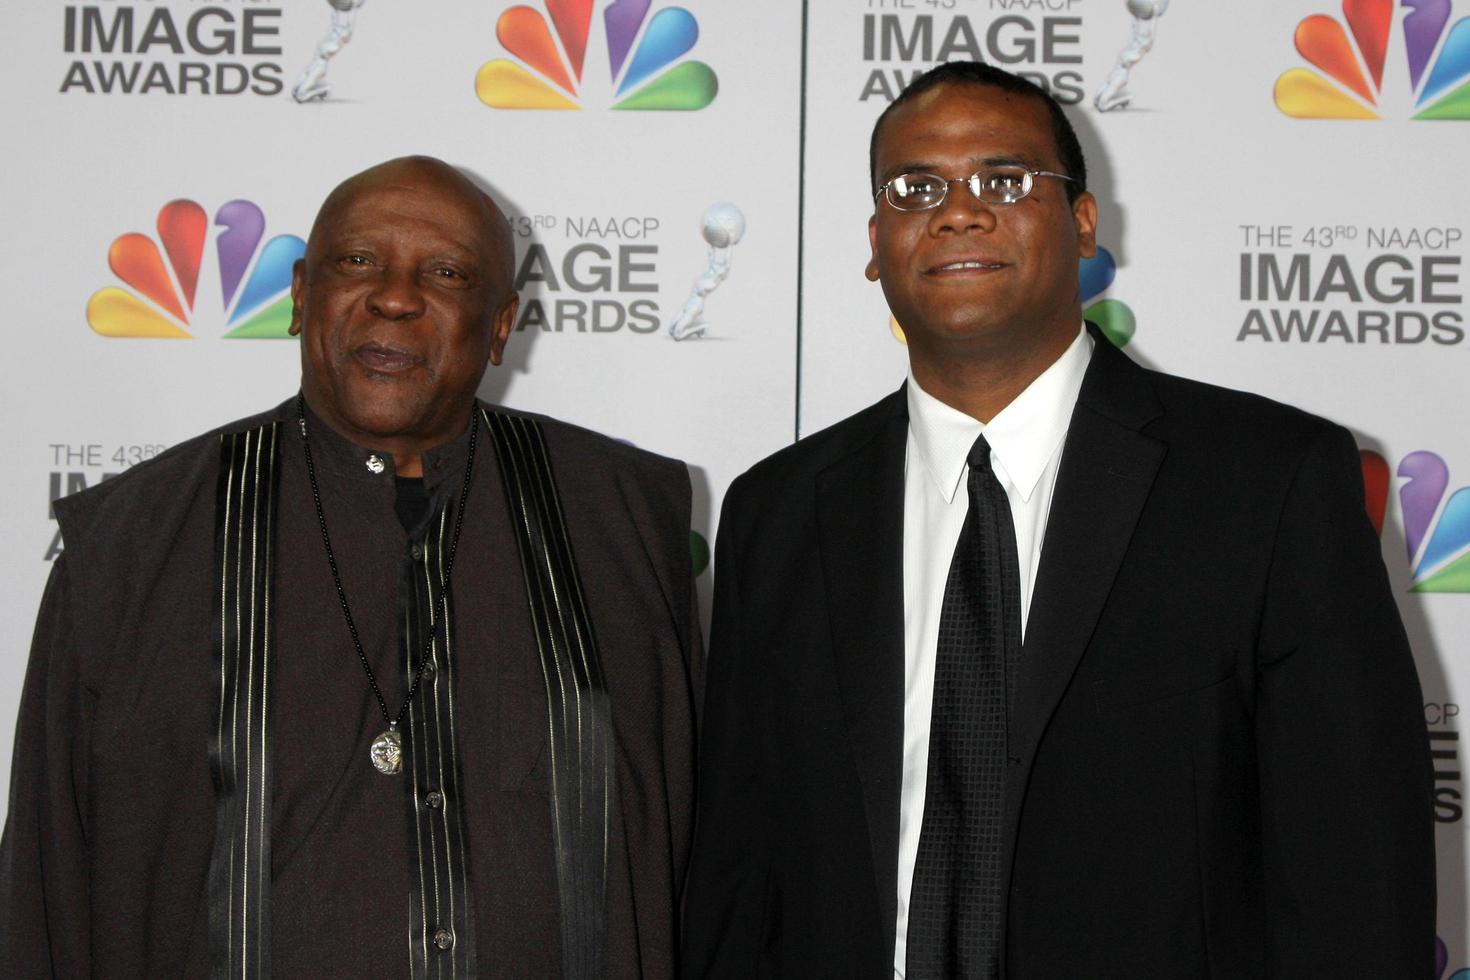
906, 434, 1023, 980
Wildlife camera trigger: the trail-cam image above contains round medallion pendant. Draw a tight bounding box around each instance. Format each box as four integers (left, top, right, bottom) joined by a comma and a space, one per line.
370, 727, 403, 775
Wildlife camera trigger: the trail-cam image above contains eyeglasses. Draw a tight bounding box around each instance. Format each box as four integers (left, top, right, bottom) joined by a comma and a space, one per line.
873, 165, 1074, 211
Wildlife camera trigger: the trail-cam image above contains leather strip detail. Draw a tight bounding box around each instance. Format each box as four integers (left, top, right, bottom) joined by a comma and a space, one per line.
484, 410, 613, 979
209, 423, 280, 980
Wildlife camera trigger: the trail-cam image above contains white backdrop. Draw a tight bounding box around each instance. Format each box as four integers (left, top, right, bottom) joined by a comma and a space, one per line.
2, 0, 1466, 969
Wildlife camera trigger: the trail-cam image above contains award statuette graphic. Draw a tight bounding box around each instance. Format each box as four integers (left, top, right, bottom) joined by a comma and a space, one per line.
293, 0, 368, 103
1094, 0, 1170, 111
668, 203, 746, 341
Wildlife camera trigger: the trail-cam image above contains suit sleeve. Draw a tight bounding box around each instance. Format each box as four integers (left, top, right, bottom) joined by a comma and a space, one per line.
1254, 423, 1435, 976
682, 479, 771, 977
0, 556, 93, 978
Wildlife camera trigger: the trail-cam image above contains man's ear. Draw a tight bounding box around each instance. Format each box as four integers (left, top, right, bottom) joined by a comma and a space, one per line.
865, 214, 881, 282
1073, 191, 1098, 260
288, 258, 306, 336
488, 291, 520, 366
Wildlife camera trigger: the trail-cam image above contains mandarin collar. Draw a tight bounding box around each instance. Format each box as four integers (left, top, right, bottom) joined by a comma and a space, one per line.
296, 395, 478, 492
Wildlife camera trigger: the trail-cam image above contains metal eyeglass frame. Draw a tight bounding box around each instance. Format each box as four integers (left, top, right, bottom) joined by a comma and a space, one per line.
873, 167, 1074, 211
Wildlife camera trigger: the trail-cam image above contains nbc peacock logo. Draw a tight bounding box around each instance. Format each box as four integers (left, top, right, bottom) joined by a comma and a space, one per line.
1079, 246, 1135, 348
87, 199, 304, 340
476, 0, 717, 111
1436, 937, 1469, 980
1275, 0, 1470, 120
1361, 449, 1470, 592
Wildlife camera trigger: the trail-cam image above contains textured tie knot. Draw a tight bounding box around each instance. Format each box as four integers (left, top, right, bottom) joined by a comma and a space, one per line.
968, 434, 992, 473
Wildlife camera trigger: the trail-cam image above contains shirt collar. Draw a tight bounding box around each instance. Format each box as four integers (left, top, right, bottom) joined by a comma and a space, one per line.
298, 395, 477, 492
906, 325, 1093, 504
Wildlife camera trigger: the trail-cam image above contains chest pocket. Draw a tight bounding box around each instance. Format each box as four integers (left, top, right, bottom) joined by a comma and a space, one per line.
1092, 652, 1238, 715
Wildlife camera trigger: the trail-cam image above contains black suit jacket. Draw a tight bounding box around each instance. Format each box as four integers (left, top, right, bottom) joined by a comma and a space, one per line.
683, 329, 1434, 978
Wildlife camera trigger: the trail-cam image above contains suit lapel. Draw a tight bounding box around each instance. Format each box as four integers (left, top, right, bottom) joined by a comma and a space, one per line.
816, 391, 908, 943
1005, 333, 1166, 829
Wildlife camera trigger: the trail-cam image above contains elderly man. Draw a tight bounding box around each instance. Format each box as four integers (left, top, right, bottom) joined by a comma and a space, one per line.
683, 63, 1434, 977
1, 156, 700, 978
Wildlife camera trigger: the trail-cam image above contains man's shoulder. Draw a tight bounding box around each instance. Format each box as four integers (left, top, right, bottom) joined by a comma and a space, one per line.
481, 402, 688, 500
1075, 329, 1339, 451
484, 402, 684, 475
53, 399, 295, 542
1138, 365, 1346, 453
481, 405, 694, 578
733, 389, 905, 496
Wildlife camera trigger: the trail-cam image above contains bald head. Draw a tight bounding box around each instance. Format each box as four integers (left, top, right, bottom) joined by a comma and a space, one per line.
307, 155, 516, 298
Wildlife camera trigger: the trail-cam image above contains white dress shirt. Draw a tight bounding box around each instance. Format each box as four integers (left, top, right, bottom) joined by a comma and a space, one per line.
893, 326, 1093, 977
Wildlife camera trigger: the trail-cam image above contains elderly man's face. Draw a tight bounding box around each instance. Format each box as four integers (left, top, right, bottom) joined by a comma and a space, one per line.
290, 161, 517, 460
